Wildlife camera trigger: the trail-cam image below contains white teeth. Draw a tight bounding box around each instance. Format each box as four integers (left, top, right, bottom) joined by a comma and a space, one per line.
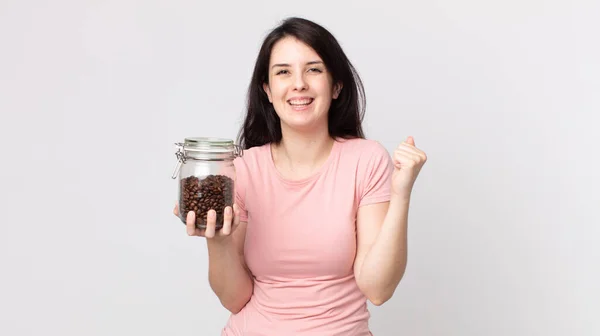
289, 98, 313, 105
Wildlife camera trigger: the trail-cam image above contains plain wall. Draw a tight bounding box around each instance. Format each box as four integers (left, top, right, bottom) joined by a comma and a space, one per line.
1, 0, 598, 335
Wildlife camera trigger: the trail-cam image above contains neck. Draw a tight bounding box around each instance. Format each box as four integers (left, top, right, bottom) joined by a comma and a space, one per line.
272, 124, 335, 177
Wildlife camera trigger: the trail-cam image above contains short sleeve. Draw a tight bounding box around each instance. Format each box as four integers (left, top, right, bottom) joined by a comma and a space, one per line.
233, 157, 249, 222
358, 142, 394, 207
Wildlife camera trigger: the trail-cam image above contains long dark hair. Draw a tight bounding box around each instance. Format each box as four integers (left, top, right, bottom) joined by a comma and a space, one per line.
237, 17, 366, 149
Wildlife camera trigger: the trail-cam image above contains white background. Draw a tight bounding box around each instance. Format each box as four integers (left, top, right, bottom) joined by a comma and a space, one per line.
1, 0, 598, 335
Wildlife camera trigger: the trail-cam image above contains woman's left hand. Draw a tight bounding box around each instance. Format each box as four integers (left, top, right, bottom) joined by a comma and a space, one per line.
391, 136, 427, 199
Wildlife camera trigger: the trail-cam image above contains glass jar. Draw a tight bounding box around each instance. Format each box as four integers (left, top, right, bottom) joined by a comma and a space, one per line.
171, 137, 243, 230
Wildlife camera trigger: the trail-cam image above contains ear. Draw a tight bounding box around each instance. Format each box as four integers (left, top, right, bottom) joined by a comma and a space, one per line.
263, 83, 272, 103
333, 82, 343, 99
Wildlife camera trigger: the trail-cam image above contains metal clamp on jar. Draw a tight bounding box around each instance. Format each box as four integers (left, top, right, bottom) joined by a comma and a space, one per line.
171, 137, 243, 230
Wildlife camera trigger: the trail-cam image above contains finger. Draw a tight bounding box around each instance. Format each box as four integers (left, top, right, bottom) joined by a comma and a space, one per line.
220, 206, 233, 236
205, 210, 217, 238
394, 147, 422, 163
398, 141, 422, 153
173, 203, 179, 216
394, 152, 424, 171
397, 144, 427, 160
186, 211, 196, 236
405, 136, 415, 146
232, 204, 241, 229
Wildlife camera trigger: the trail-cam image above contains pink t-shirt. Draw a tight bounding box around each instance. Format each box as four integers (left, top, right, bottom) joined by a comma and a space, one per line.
223, 137, 393, 336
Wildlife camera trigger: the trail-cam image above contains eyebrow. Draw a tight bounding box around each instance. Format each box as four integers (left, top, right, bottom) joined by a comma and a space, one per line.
271, 61, 324, 69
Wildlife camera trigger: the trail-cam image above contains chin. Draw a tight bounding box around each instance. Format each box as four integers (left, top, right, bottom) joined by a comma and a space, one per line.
281, 116, 326, 133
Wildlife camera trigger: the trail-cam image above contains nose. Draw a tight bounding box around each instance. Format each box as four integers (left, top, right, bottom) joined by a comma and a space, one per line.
292, 72, 307, 91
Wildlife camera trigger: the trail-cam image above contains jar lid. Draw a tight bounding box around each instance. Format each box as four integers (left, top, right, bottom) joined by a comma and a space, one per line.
171, 137, 243, 179
183, 137, 235, 153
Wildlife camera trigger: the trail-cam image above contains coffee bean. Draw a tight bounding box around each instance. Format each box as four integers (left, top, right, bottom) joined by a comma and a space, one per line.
179, 174, 234, 230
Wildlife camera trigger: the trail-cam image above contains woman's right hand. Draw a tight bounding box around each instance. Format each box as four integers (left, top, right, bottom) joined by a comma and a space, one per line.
173, 203, 241, 240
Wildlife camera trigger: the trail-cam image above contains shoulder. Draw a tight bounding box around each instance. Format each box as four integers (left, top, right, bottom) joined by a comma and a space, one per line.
336, 137, 391, 162
336, 138, 393, 191
337, 139, 393, 203
232, 144, 269, 205
233, 144, 270, 174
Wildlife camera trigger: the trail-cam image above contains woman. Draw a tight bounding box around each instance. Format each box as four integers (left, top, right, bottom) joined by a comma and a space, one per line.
174, 17, 427, 335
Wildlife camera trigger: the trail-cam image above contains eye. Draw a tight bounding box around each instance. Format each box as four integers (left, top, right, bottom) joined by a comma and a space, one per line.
308, 68, 323, 73
275, 69, 289, 75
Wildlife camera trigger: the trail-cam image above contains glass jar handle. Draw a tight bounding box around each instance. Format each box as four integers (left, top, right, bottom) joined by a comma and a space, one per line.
171, 143, 186, 179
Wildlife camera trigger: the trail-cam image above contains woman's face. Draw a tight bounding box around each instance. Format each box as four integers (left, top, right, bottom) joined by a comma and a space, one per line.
263, 37, 341, 134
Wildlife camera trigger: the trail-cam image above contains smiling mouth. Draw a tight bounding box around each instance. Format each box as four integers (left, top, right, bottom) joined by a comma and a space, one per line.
288, 98, 314, 106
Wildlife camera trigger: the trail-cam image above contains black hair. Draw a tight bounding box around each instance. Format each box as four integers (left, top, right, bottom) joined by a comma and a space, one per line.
237, 17, 366, 149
